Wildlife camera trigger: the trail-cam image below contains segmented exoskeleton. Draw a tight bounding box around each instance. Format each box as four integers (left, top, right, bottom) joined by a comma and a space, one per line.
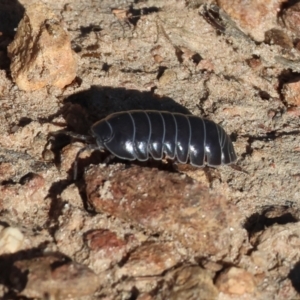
90, 110, 237, 167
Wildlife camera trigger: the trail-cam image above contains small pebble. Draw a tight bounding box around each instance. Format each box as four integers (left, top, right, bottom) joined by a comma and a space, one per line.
0, 227, 24, 254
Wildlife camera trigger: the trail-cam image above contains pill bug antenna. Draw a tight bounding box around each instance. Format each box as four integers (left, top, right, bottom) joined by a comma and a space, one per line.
47, 130, 97, 180
56, 131, 95, 144
47, 130, 95, 145
61, 131, 100, 180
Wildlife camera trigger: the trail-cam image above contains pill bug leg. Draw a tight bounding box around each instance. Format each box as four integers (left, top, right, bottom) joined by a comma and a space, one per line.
73, 144, 100, 180
47, 130, 102, 180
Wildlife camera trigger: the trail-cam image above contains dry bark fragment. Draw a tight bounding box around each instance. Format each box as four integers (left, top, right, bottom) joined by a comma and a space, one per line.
163, 265, 218, 300
85, 229, 126, 251
282, 2, 300, 37
217, 0, 286, 42
117, 242, 182, 277
282, 78, 300, 107
0, 226, 24, 255
7, 2, 77, 91
85, 164, 247, 260
85, 229, 128, 272
10, 253, 99, 298
215, 266, 256, 295
251, 223, 300, 273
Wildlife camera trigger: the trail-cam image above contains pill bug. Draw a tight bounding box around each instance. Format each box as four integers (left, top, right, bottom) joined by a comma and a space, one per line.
70, 110, 236, 177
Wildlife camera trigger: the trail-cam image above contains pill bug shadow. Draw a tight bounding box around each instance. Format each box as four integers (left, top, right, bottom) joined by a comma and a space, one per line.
62, 85, 192, 134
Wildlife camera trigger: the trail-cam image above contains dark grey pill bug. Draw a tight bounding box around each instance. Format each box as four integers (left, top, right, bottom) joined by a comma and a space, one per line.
86, 110, 237, 167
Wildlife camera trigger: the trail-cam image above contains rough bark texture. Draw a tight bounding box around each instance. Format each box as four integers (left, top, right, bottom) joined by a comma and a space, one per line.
1, 0, 300, 299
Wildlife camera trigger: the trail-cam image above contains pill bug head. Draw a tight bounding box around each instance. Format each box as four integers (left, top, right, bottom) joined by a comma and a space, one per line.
90, 119, 113, 151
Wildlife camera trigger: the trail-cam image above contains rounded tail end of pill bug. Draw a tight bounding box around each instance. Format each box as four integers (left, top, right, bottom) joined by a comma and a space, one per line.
227, 142, 237, 165
219, 131, 237, 166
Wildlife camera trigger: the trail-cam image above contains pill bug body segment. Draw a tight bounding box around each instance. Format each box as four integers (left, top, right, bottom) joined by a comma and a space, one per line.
91, 110, 237, 167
